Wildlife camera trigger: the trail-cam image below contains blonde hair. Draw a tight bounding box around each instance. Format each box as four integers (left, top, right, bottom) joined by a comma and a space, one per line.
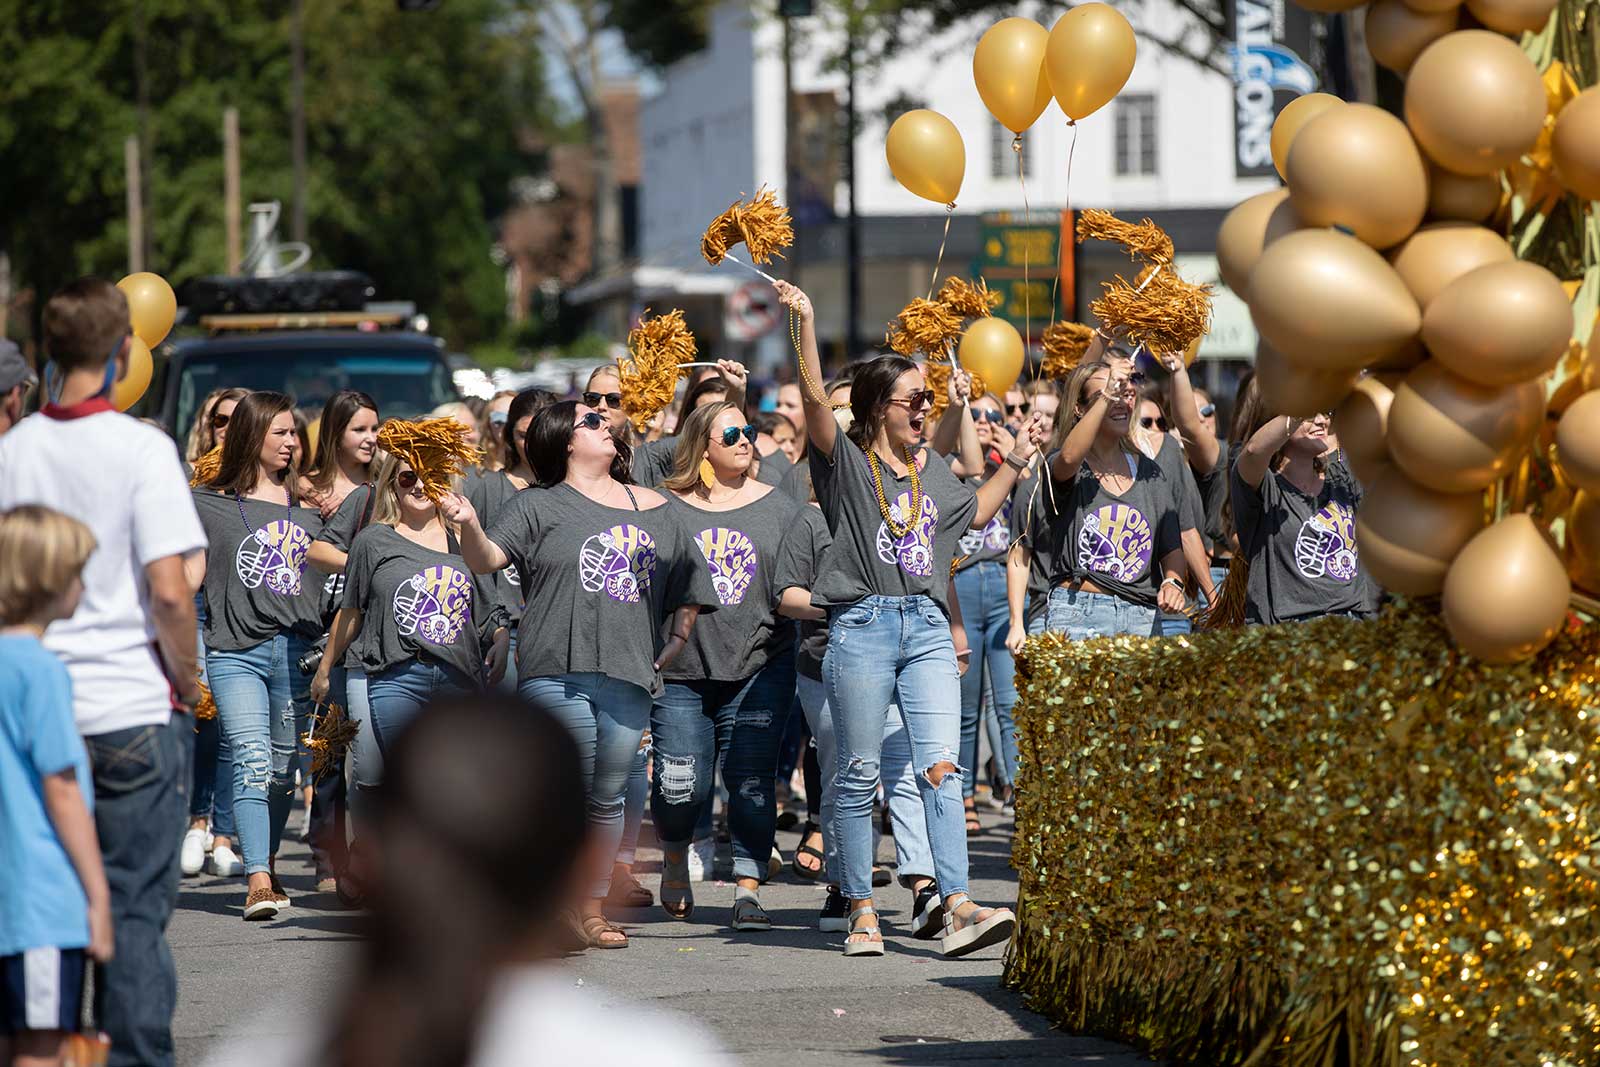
0, 505, 97, 625
368, 452, 458, 534
186, 387, 249, 463
663, 400, 741, 492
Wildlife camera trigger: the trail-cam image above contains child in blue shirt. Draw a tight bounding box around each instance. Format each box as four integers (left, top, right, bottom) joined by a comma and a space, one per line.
0, 504, 109, 1065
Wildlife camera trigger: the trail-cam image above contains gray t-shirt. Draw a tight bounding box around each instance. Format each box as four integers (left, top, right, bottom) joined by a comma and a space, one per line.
1009, 475, 1052, 629
774, 504, 831, 681
316, 482, 373, 554
660, 489, 804, 681
778, 456, 812, 503
631, 437, 678, 488
464, 469, 526, 623
753, 448, 791, 488
1194, 440, 1231, 558
485, 483, 720, 695
192, 489, 325, 650
1040, 450, 1184, 608
955, 466, 1011, 571
810, 439, 978, 618
341, 524, 507, 680
1230, 459, 1379, 624
1153, 435, 1202, 535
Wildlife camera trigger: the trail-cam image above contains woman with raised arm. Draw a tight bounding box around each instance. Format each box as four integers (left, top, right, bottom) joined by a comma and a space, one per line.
441, 401, 719, 950
1040, 361, 1190, 639
772, 279, 1048, 959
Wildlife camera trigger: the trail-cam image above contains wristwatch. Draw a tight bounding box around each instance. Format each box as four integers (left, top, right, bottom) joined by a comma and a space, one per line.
1161, 575, 1184, 591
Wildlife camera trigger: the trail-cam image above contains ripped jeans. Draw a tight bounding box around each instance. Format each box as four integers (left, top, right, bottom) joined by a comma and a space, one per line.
650, 660, 796, 883
823, 595, 968, 902
206, 632, 312, 876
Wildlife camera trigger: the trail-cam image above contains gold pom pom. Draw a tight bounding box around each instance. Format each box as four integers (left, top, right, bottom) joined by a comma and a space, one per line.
1090, 265, 1213, 359
1040, 322, 1096, 380
376, 417, 484, 503
700, 186, 794, 266
1075, 208, 1175, 266
619, 308, 699, 434
936, 276, 1001, 319
193, 681, 217, 721
885, 298, 965, 358
189, 445, 223, 488
925, 362, 951, 421
301, 703, 361, 781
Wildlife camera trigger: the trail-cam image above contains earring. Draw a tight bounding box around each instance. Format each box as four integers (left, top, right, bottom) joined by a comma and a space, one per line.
699, 457, 716, 489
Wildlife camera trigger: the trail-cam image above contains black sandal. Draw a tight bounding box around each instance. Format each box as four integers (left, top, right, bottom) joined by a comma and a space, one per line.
791, 820, 825, 881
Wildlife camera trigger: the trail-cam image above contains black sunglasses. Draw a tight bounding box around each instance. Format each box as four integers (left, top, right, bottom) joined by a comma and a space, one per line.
583, 391, 622, 409
1140, 416, 1169, 431
211, 412, 231, 429
888, 390, 935, 411
396, 469, 419, 489
575, 411, 606, 431
1004, 403, 1028, 416
976, 409, 1005, 424
719, 424, 759, 447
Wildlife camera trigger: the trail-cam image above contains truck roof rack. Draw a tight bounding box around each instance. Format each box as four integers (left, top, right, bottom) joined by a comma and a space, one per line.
182, 272, 377, 317
197, 309, 413, 333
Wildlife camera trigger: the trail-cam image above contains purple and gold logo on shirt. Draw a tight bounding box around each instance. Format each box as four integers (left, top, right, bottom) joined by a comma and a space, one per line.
236, 520, 310, 596
875, 491, 939, 578
395, 565, 474, 644
1076, 503, 1153, 583
1295, 500, 1358, 583
695, 527, 758, 606
578, 524, 657, 603
959, 498, 1011, 556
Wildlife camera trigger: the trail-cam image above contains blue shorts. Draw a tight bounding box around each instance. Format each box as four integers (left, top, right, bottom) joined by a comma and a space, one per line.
0, 947, 86, 1034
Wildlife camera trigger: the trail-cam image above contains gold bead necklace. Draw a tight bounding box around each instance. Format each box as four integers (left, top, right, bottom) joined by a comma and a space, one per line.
791, 307, 848, 410
867, 444, 922, 538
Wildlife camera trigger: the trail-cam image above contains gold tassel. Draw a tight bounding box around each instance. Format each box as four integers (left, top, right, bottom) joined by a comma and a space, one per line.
1197, 555, 1249, 630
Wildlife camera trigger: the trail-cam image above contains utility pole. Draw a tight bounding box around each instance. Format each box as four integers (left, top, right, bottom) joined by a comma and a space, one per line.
133, 0, 152, 268
844, 15, 860, 362
290, 0, 308, 245
126, 136, 145, 274
224, 107, 242, 273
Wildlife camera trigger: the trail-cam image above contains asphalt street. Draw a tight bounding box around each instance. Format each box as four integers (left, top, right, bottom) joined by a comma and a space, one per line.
169, 804, 1156, 1066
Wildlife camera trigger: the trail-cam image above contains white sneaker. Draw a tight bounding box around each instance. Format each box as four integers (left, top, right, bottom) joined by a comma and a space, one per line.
686, 837, 715, 883
180, 827, 207, 876
210, 843, 243, 877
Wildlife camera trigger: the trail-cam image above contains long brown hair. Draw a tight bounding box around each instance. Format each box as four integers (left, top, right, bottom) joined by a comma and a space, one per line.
664, 400, 743, 493
306, 390, 379, 498
187, 387, 249, 463
205, 391, 294, 496
844, 354, 919, 452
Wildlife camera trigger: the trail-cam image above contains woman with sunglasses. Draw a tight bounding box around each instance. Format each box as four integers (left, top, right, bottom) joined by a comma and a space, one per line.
191, 392, 325, 921
186, 387, 250, 468
628, 362, 749, 488
776, 280, 1049, 958
444, 402, 719, 950
645, 401, 806, 931
1040, 361, 1190, 640
311, 449, 509, 756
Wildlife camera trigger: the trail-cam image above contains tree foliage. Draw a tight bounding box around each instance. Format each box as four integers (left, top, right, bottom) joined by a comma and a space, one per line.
0, 0, 554, 347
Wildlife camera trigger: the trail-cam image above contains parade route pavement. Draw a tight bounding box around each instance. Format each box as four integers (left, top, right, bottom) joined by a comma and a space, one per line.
171, 804, 1156, 1065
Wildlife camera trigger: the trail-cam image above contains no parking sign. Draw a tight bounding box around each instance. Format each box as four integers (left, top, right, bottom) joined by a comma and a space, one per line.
724, 281, 779, 341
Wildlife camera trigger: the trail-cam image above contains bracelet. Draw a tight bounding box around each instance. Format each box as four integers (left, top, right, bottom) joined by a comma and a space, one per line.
954, 647, 972, 658
1004, 451, 1030, 471
1162, 575, 1184, 591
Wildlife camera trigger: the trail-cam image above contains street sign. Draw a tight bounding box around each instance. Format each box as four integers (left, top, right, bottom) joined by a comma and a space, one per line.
725, 281, 780, 341
976, 213, 1060, 273
972, 211, 1073, 339
1229, 0, 1322, 177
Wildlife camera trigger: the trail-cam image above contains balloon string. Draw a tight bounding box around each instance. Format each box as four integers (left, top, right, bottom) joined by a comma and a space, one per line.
1016, 134, 1034, 384
1047, 119, 1079, 338
927, 203, 955, 300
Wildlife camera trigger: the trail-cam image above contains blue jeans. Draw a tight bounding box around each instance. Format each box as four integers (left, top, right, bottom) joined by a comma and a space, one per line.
651, 660, 796, 883
1152, 611, 1193, 636
796, 674, 934, 887
1046, 588, 1156, 640
493, 633, 519, 696
366, 658, 475, 757
83, 716, 193, 1067
616, 739, 648, 867
207, 633, 311, 876
521, 672, 651, 898
954, 561, 1018, 797
823, 595, 967, 901
346, 670, 380, 814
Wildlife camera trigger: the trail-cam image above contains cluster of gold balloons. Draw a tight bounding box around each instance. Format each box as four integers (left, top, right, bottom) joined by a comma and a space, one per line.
112, 272, 176, 412
1217, 19, 1600, 662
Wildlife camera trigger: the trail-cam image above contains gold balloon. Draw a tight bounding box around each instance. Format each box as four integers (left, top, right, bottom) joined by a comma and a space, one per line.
958, 318, 1025, 397
1426, 163, 1502, 222
1288, 0, 1367, 15
1369, 337, 1429, 373
885, 110, 965, 205
1402, 0, 1465, 15
1248, 229, 1421, 373
1464, 0, 1559, 35
1422, 260, 1572, 386
116, 272, 177, 349
1386, 360, 1543, 492
1556, 391, 1600, 494
1366, 0, 1458, 73
1254, 341, 1356, 417
1043, 4, 1136, 121
1356, 465, 1484, 595
1386, 222, 1512, 311
1442, 513, 1570, 663
1404, 31, 1546, 176
1551, 86, 1600, 202
1567, 490, 1600, 594
1215, 189, 1301, 294
1334, 375, 1394, 485
973, 18, 1053, 135
112, 338, 153, 413
1286, 104, 1428, 249
1268, 93, 1342, 181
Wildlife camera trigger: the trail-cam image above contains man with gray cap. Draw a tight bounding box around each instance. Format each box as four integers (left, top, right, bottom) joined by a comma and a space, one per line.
0, 339, 36, 435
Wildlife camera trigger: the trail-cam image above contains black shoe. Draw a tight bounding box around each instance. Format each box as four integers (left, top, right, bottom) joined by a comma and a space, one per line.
818, 886, 848, 932
912, 884, 944, 940
871, 864, 892, 888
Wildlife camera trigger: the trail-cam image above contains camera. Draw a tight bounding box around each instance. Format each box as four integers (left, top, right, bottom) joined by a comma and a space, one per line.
297, 634, 329, 676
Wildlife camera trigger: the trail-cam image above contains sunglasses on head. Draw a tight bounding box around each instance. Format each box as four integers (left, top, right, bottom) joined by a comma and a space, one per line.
718, 424, 759, 447
583, 391, 622, 409
211, 412, 231, 429
575, 411, 605, 431
1140, 416, 1169, 431
396, 469, 420, 490
975, 409, 1005, 424
888, 390, 935, 411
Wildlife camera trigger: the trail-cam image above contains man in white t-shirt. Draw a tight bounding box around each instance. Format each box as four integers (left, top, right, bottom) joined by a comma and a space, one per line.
0, 279, 206, 1067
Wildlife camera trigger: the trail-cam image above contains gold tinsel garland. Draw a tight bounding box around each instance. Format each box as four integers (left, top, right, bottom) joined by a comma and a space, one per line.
301, 703, 360, 780
376, 418, 483, 502
619, 308, 698, 434
936, 276, 1001, 319
1040, 321, 1096, 380
189, 445, 222, 488
1005, 602, 1600, 1067
700, 186, 794, 266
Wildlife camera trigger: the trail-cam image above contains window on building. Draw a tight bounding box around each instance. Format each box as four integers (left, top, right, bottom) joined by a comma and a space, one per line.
1114, 94, 1158, 177
990, 119, 1032, 179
